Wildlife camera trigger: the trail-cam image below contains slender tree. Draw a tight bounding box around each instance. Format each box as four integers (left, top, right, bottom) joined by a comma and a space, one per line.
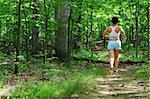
86, 21, 89, 49
22, 0, 30, 62
135, 0, 139, 57
148, 1, 150, 62
32, 0, 40, 54
89, 2, 93, 46
76, 0, 83, 48
43, 0, 49, 63
14, 0, 22, 74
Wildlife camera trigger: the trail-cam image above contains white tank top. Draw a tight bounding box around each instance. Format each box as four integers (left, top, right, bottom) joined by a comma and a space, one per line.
109, 26, 120, 40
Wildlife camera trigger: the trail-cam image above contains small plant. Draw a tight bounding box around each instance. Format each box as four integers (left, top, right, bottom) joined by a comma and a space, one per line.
0, 74, 4, 88
134, 64, 150, 80
72, 49, 108, 61
0, 52, 7, 63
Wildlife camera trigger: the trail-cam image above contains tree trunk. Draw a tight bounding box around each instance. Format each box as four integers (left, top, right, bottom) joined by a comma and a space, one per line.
43, 0, 51, 62
56, 3, 71, 61
22, 0, 30, 62
14, 0, 21, 74
86, 21, 89, 49
76, 0, 82, 49
68, 1, 72, 58
89, 3, 93, 48
135, 1, 139, 57
148, 1, 150, 62
32, 0, 40, 54
43, 0, 49, 63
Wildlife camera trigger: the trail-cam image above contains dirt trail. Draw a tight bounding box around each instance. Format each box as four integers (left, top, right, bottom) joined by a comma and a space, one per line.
87, 65, 150, 99
0, 85, 17, 98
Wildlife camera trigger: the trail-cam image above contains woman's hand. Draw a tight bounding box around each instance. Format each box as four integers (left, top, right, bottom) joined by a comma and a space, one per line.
103, 35, 109, 40
122, 39, 126, 43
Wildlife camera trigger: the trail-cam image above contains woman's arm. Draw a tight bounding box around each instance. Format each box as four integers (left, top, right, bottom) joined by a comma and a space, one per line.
102, 27, 109, 40
120, 27, 126, 43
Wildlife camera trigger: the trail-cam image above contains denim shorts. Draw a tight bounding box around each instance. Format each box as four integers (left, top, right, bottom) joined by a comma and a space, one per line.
107, 40, 121, 50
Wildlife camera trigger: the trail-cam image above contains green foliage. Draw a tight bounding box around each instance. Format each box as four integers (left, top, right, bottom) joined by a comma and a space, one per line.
0, 0, 149, 61
72, 49, 148, 62
35, 78, 87, 97
120, 53, 147, 62
0, 54, 13, 87
134, 64, 150, 80
12, 78, 87, 98
0, 52, 7, 63
0, 71, 4, 88
0, 0, 149, 98
72, 49, 108, 61
72, 49, 95, 59
11, 66, 107, 98
11, 81, 39, 98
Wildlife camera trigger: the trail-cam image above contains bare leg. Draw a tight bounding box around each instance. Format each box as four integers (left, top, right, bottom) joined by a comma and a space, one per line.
114, 50, 120, 71
109, 50, 114, 68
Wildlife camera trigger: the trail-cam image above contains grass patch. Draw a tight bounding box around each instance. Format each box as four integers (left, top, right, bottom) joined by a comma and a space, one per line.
11, 66, 107, 98
72, 49, 147, 62
35, 78, 87, 97
0, 71, 5, 88
0, 52, 7, 63
0, 76, 3, 88
134, 64, 150, 80
119, 54, 147, 62
72, 49, 100, 60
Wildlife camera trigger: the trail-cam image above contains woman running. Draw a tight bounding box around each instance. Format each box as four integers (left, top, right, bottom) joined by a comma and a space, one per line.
102, 16, 126, 74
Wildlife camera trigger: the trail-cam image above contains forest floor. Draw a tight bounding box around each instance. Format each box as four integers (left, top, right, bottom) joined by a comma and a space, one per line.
82, 63, 150, 99
0, 52, 149, 98
0, 85, 17, 97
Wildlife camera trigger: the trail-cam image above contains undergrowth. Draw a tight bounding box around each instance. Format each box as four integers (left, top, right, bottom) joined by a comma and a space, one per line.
11, 66, 107, 98
72, 49, 147, 62
134, 64, 150, 80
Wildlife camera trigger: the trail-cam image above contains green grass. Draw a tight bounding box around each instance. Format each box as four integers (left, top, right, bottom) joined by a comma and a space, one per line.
119, 53, 147, 62
11, 66, 107, 98
0, 71, 5, 88
0, 78, 3, 88
1, 49, 148, 98
0, 52, 8, 87
72, 49, 147, 62
134, 64, 150, 80
35, 78, 87, 97
72, 49, 100, 60
0, 52, 7, 63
